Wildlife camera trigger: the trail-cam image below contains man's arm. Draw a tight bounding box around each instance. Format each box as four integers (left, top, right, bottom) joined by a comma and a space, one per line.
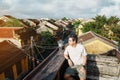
64, 54, 69, 60
83, 56, 87, 66
80, 56, 87, 77
64, 54, 74, 66
82, 45, 87, 66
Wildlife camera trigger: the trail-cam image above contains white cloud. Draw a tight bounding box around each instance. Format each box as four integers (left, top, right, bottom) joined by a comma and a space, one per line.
99, 5, 120, 17
98, 0, 120, 17
0, 0, 120, 18
111, 0, 120, 3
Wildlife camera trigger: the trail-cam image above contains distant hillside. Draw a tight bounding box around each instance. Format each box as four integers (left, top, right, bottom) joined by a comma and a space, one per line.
0, 15, 25, 27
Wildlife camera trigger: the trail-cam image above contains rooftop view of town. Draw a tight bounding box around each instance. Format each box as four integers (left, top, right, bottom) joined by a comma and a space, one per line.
0, 14, 120, 80
0, 0, 120, 80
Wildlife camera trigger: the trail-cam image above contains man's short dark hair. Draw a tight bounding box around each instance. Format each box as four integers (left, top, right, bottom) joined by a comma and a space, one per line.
68, 34, 78, 43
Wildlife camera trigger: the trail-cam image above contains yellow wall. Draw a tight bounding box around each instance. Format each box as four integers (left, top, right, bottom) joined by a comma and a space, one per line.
84, 40, 114, 54
75, 25, 83, 36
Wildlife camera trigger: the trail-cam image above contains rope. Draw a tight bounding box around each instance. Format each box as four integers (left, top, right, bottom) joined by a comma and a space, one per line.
35, 45, 57, 49
22, 46, 43, 62
32, 39, 45, 60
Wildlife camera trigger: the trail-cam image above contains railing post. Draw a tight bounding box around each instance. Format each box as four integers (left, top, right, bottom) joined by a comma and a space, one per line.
30, 36, 35, 68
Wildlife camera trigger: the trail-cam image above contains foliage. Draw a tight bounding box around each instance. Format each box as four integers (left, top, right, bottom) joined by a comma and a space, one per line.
93, 15, 107, 29
82, 22, 95, 32
1, 18, 24, 27
62, 17, 68, 21
41, 31, 55, 44
82, 15, 120, 45
111, 25, 120, 33
73, 21, 81, 29
82, 15, 107, 34
107, 16, 120, 25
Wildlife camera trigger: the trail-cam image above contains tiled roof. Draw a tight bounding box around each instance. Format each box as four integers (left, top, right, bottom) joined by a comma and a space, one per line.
0, 40, 25, 73
4, 15, 14, 18
78, 32, 95, 42
0, 27, 22, 38
15, 28, 37, 40
78, 31, 118, 49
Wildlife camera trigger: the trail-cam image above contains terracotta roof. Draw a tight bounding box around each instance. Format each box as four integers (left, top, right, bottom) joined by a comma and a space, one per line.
78, 31, 118, 49
15, 28, 37, 40
0, 40, 25, 73
28, 19, 40, 25
78, 32, 95, 42
0, 27, 22, 38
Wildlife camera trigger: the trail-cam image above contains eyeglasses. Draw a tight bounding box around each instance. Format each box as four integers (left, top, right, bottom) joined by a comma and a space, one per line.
68, 40, 73, 42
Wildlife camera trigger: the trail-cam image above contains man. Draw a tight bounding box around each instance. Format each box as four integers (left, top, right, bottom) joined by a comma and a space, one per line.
64, 34, 87, 80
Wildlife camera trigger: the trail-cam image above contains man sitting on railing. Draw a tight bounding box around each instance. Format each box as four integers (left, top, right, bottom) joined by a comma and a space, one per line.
64, 34, 87, 80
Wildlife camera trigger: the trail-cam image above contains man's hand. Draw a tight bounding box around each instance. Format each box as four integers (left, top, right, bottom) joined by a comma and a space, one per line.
68, 59, 74, 67
80, 66, 86, 75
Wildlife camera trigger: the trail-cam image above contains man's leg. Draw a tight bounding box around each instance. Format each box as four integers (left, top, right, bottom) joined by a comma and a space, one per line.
64, 74, 74, 80
80, 67, 86, 80
75, 65, 86, 80
64, 66, 77, 80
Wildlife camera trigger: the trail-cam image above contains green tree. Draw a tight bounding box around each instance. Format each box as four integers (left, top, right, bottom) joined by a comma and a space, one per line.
73, 21, 81, 29
82, 22, 95, 32
41, 31, 54, 44
93, 15, 107, 29
62, 17, 68, 21
107, 16, 119, 25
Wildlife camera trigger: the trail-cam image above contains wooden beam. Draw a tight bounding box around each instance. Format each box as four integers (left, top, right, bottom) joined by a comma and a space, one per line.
12, 64, 18, 80
0, 72, 5, 80
21, 57, 28, 72
25, 56, 28, 70
21, 58, 25, 72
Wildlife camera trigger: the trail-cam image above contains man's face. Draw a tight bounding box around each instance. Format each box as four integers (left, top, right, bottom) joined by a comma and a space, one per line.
68, 38, 75, 45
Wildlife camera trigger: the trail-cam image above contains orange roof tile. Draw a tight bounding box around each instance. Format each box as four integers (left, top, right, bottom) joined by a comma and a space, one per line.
0, 27, 22, 38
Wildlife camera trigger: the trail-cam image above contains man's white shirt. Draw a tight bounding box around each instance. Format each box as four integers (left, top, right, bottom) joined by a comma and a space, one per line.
64, 43, 87, 65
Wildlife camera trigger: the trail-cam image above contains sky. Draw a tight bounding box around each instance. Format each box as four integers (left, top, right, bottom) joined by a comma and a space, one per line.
0, 0, 120, 19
